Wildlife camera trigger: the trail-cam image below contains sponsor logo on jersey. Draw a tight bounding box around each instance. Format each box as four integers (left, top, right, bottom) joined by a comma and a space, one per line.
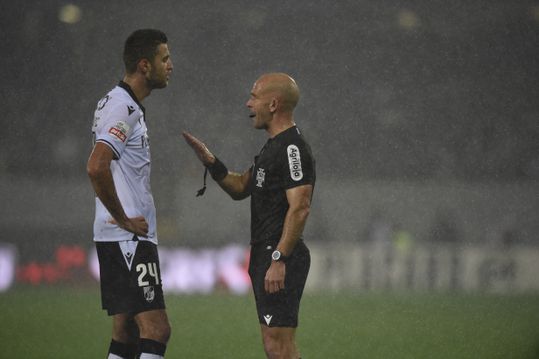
287, 145, 303, 181
256, 168, 265, 188
127, 105, 135, 115
108, 121, 130, 142
143, 286, 155, 303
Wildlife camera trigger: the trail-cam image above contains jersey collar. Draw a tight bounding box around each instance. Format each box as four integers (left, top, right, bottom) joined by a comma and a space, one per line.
271, 125, 298, 142
118, 80, 146, 114
262, 126, 298, 154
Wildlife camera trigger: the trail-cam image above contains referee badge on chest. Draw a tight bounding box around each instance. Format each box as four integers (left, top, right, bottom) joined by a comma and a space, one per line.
256, 168, 266, 188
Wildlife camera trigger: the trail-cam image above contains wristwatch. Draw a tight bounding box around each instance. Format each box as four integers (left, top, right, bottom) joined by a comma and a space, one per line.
271, 250, 288, 263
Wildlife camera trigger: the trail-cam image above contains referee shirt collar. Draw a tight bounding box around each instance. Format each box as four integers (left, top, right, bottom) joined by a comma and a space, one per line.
271, 125, 298, 142
262, 126, 297, 154
118, 80, 146, 114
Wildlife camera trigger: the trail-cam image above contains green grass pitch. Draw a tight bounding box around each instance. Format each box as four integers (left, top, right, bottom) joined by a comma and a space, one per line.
1, 286, 538, 358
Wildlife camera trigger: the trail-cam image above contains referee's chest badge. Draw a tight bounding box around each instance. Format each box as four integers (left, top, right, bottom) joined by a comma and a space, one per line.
143, 286, 155, 303
256, 168, 266, 188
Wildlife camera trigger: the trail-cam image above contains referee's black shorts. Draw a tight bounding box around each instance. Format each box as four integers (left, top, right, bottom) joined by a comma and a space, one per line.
248, 240, 310, 328
96, 240, 165, 316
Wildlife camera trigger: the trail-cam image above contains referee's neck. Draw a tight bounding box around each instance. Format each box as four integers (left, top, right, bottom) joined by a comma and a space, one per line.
267, 116, 295, 138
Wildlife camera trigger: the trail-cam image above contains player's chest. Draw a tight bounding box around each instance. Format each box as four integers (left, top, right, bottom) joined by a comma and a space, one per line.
126, 119, 150, 150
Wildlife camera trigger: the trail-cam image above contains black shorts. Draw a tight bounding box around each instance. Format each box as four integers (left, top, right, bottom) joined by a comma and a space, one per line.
96, 240, 165, 316
248, 240, 310, 328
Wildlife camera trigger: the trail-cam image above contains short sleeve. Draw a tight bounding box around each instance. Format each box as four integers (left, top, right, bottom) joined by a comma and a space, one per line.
94, 101, 141, 159
281, 141, 315, 189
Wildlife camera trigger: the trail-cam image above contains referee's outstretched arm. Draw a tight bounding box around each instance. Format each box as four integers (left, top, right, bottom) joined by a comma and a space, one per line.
182, 131, 252, 200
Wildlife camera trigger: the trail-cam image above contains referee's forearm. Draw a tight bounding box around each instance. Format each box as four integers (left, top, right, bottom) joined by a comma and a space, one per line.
217, 171, 251, 200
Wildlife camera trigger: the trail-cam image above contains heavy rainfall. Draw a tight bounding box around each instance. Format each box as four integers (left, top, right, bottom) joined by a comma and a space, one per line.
0, 1, 538, 358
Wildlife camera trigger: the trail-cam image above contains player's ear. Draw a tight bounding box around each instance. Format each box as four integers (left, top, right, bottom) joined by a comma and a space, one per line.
138, 58, 151, 74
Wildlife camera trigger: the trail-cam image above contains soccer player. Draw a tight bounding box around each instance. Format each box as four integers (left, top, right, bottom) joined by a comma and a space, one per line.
87, 29, 173, 359
183, 73, 315, 359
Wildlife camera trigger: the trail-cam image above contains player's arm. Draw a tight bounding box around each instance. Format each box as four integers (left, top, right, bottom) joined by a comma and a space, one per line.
265, 184, 313, 293
182, 131, 252, 200
86, 142, 148, 237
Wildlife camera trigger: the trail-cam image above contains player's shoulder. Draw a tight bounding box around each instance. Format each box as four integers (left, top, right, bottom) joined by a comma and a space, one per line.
95, 84, 142, 123
99, 85, 138, 109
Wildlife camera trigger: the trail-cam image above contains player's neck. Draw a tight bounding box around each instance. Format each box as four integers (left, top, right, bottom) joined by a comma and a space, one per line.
122, 74, 151, 102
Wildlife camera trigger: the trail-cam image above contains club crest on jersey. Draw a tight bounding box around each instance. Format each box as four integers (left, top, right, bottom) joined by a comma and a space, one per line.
143, 286, 155, 303
256, 168, 265, 188
287, 145, 303, 181
108, 121, 130, 142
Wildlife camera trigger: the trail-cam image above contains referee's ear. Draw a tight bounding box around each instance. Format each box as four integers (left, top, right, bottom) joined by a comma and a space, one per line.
269, 97, 278, 113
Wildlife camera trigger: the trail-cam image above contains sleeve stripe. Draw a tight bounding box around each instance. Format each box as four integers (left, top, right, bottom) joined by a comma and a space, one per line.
96, 139, 121, 159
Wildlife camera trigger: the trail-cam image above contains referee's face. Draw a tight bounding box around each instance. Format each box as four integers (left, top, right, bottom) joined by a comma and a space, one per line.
148, 43, 173, 89
247, 80, 272, 130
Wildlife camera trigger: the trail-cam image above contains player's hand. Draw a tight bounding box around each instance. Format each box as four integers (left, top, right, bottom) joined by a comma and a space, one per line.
182, 131, 215, 166
109, 216, 149, 238
265, 261, 286, 294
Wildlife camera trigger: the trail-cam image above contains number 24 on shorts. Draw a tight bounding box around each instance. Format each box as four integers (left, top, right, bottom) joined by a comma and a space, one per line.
136, 262, 160, 286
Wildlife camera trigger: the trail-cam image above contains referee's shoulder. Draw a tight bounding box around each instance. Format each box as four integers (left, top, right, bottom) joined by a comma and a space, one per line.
289, 127, 311, 147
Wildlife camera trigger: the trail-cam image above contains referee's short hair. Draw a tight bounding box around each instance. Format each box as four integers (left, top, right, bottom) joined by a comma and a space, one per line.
123, 29, 168, 74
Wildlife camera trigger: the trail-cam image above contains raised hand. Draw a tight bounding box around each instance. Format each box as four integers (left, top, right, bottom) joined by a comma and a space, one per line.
182, 131, 215, 166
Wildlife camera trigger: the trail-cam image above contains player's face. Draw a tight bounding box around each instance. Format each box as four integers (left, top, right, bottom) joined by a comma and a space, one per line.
246, 80, 272, 130
148, 43, 173, 89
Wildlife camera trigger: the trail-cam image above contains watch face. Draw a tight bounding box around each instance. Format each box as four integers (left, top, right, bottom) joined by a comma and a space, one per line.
272, 250, 281, 261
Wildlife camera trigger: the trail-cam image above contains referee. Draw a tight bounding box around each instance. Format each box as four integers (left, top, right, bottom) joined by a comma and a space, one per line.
183, 73, 315, 359
87, 29, 173, 359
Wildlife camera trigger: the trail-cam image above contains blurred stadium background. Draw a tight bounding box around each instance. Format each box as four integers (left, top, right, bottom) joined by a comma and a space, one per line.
0, 0, 538, 358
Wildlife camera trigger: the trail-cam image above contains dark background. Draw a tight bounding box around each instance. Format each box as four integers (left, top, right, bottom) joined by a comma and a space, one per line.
1, 0, 538, 258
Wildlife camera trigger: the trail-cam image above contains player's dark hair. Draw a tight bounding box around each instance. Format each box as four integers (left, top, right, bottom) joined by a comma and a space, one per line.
123, 29, 168, 74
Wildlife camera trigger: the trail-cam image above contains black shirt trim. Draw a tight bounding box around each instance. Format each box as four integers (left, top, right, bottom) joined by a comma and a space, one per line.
118, 80, 146, 114
96, 139, 121, 159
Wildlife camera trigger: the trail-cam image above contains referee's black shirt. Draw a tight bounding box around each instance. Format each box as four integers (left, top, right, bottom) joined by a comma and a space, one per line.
250, 126, 316, 246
